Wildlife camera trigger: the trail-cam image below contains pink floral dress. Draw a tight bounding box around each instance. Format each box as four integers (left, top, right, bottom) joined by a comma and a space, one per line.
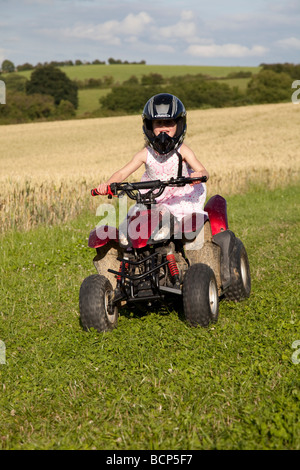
140, 146, 207, 221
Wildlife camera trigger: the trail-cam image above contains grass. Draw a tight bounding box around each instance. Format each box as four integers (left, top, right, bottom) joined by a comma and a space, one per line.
77, 88, 111, 116
18, 64, 260, 83
0, 183, 299, 450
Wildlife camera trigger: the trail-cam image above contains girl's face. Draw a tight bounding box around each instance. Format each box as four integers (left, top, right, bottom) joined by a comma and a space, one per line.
153, 119, 177, 137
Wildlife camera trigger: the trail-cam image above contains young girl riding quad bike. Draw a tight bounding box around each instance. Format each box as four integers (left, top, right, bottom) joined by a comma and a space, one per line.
79, 93, 251, 332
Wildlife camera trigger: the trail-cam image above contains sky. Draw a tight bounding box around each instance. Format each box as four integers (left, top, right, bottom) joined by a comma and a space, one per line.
0, 0, 300, 67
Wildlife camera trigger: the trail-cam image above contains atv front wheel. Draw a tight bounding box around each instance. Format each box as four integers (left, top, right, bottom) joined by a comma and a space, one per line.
79, 274, 118, 332
225, 238, 251, 301
183, 263, 219, 327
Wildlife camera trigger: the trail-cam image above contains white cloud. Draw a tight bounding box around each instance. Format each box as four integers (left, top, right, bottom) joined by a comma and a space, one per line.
62, 12, 153, 45
120, 12, 153, 35
186, 43, 268, 58
155, 10, 200, 43
180, 10, 195, 22
2, 3, 299, 66
276, 37, 300, 50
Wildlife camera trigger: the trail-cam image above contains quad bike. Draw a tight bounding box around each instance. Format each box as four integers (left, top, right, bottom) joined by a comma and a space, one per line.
79, 176, 251, 332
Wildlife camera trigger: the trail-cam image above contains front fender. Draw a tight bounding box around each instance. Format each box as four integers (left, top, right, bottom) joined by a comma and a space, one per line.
88, 226, 119, 249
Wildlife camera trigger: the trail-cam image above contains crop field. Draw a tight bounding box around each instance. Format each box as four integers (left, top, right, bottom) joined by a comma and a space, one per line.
0, 102, 299, 233
0, 102, 299, 450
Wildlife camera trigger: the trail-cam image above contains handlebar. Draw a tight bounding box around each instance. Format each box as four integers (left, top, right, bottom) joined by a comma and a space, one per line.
91, 176, 207, 204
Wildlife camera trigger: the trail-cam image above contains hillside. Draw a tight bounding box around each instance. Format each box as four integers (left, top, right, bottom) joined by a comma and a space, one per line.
17, 63, 260, 82
15, 64, 259, 117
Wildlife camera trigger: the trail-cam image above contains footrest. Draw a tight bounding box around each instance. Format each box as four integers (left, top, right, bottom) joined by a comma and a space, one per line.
159, 286, 182, 295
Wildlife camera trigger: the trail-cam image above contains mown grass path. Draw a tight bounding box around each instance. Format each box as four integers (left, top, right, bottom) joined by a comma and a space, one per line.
0, 184, 299, 450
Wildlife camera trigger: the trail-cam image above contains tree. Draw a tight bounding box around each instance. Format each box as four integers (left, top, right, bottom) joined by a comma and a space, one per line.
247, 70, 292, 104
1, 59, 15, 73
26, 64, 78, 108
0, 91, 56, 123
17, 62, 34, 71
99, 85, 161, 114
0, 91, 76, 124
2, 73, 28, 92
141, 73, 164, 86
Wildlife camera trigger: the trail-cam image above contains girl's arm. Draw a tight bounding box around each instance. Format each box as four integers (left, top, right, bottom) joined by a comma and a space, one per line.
181, 144, 209, 180
97, 148, 147, 194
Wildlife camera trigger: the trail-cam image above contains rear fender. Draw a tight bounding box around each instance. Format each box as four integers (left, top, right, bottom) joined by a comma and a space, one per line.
204, 195, 228, 236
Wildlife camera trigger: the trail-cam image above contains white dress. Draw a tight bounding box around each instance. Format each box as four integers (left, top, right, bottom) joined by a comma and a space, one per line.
140, 146, 207, 221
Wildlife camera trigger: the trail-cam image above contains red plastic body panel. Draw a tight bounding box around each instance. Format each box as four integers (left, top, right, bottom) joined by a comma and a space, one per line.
129, 209, 159, 249
204, 195, 228, 236
88, 226, 119, 248
88, 204, 212, 249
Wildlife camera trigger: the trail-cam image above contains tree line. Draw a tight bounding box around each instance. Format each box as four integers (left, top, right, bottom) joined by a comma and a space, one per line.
0, 62, 299, 124
0, 65, 78, 123
97, 63, 299, 115
0, 58, 146, 73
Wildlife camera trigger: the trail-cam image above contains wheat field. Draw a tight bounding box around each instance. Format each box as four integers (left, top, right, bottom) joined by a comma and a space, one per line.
0, 102, 299, 232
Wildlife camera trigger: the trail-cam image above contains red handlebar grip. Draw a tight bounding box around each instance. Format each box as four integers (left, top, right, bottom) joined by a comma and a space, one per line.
91, 188, 101, 196
91, 186, 116, 197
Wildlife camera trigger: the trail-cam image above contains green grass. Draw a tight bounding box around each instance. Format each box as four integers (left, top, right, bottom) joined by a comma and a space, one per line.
0, 184, 299, 450
18, 64, 260, 83
77, 88, 111, 116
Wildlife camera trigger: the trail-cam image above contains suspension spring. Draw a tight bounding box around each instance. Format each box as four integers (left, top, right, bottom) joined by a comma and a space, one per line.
117, 261, 129, 282
166, 254, 179, 278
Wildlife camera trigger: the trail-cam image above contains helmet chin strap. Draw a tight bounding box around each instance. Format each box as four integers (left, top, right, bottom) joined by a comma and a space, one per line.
154, 132, 183, 177
153, 132, 174, 154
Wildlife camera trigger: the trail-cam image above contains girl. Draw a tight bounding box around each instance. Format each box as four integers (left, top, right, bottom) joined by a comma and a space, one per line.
97, 93, 209, 222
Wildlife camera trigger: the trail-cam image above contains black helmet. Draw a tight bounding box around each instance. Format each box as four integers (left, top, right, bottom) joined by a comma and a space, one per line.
142, 93, 187, 154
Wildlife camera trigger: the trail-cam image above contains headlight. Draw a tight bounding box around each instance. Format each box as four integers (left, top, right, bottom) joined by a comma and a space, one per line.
119, 231, 129, 246
153, 226, 170, 241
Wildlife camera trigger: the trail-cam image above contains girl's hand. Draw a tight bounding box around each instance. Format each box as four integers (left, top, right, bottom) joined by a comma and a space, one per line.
96, 183, 108, 195
190, 171, 207, 185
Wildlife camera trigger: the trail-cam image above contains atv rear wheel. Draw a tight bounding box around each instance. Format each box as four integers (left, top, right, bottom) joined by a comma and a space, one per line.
79, 274, 118, 332
225, 238, 251, 301
183, 263, 219, 327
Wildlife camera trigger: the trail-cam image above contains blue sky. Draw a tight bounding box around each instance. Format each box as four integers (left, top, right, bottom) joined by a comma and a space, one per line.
1, 0, 300, 67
